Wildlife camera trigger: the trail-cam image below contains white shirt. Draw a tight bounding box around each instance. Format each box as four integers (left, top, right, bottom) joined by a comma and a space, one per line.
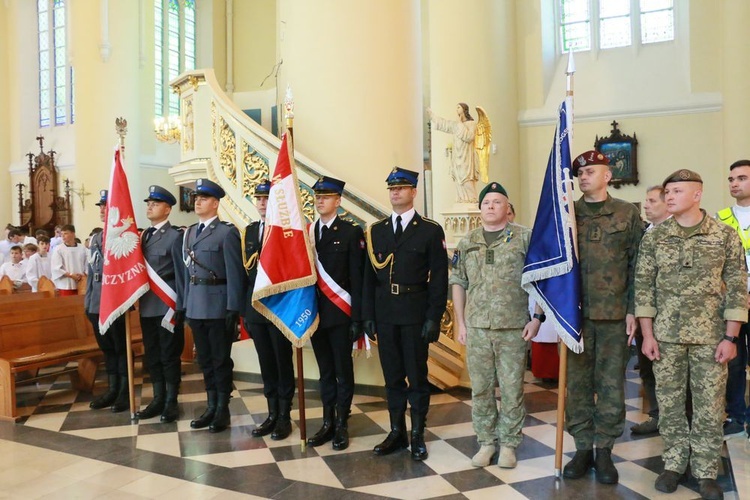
26, 253, 51, 292
51, 244, 88, 290
391, 208, 416, 234
0, 261, 26, 284
318, 216, 337, 240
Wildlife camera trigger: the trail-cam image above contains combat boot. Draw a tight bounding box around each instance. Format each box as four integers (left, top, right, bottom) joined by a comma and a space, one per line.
654, 470, 682, 493
698, 478, 724, 500
111, 376, 130, 413
410, 412, 428, 461
271, 399, 292, 440
191, 390, 217, 429
471, 444, 496, 467
161, 382, 179, 423
252, 397, 278, 437
332, 406, 350, 450
498, 446, 517, 468
594, 447, 619, 484
209, 392, 231, 433
90, 374, 119, 409
374, 412, 408, 455
136, 381, 165, 420
563, 449, 594, 479
307, 406, 335, 446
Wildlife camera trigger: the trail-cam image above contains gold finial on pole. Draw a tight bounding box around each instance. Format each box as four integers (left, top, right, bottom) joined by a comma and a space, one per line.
284, 85, 294, 131
115, 117, 128, 157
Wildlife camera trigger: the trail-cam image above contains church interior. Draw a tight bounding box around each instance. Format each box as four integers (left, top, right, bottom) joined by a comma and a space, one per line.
0, 0, 749, 498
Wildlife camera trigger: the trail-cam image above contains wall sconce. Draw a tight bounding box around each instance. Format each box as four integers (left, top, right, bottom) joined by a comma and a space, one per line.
154, 115, 181, 143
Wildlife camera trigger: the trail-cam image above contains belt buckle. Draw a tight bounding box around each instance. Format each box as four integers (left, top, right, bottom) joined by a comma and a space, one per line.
390, 283, 400, 295
190, 276, 197, 285
94, 273, 101, 282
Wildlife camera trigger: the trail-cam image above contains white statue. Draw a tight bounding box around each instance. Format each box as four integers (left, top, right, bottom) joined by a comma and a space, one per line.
428, 104, 492, 203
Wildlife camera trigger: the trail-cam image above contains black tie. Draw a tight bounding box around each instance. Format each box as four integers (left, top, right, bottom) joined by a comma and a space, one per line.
144, 227, 156, 243
258, 221, 264, 243
321, 224, 329, 240
196, 223, 205, 237
395, 215, 403, 241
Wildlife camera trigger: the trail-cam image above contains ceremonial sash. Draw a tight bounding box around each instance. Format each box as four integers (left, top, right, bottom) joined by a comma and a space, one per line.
309, 223, 352, 317
144, 260, 177, 332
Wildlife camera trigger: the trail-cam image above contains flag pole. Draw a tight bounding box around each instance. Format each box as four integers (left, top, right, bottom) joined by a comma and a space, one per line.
115, 117, 137, 421
284, 88, 307, 451
555, 51, 577, 478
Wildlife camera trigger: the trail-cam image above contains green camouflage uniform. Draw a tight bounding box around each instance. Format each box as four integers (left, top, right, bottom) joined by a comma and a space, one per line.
635, 212, 747, 479
567, 194, 642, 450
450, 223, 531, 448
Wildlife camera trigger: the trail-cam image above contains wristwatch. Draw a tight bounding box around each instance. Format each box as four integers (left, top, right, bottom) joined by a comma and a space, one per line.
532, 312, 547, 323
723, 335, 739, 344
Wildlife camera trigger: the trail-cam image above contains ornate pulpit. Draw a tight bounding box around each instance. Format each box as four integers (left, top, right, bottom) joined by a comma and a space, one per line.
18, 136, 71, 233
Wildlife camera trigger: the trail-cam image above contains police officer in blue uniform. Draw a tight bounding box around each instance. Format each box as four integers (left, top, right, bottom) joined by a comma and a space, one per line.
86, 190, 129, 412
363, 167, 449, 460
242, 180, 295, 440
176, 179, 243, 433
307, 176, 365, 451
136, 185, 185, 423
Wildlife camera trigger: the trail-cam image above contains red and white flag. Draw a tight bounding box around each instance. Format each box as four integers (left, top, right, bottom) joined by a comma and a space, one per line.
99, 148, 150, 333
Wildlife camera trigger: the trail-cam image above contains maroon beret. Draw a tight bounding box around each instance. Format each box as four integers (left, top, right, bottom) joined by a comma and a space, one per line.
572, 150, 609, 177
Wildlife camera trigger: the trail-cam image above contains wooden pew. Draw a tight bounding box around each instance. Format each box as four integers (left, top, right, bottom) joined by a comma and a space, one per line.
0, 278, 144, 422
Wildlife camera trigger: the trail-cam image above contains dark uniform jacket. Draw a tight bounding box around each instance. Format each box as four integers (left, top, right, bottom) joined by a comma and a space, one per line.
242, 221, 269, 324
178, 218, 243, 319
84, 231, 104, 314
140, 222, 184, 318
363, 213, 449, 326
314, 217, 365, 328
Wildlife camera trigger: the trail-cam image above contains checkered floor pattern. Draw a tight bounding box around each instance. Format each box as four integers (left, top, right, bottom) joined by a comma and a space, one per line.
3, 355, 738, 499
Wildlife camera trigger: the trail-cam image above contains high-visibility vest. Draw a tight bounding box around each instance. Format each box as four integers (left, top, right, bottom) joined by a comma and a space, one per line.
718, 207, 750, 251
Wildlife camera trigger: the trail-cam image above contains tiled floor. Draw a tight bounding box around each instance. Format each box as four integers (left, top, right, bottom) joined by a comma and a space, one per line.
0, 356, 744, 499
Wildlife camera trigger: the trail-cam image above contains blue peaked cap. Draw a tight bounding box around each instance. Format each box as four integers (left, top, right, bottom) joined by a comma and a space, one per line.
312, 176, 345, 195
144, 185, 177, 206
386, 167, 418, 188
195, 178, 225, 199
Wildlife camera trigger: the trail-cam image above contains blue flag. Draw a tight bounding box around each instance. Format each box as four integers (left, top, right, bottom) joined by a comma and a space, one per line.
521, 100, 583, 353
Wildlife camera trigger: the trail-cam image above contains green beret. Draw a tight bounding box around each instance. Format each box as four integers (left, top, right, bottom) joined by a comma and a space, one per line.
478, 181, 509, 208
662, 169, 703, 188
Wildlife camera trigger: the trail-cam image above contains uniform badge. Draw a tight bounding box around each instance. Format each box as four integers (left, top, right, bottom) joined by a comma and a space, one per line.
588, 225, 601, 242
442, 239, 446, 249
451, 250, 459, 266
359, 239, 365, 249
485, 249, 494, 265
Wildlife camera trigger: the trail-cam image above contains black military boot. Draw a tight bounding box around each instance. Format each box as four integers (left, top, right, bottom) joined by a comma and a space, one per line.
191, 390, 217, 429
563, 449, 594, 479
111, 376, 130, 413
332, 407, 350, 451
136, 381, 165, 420
698, 478, 724, 500
594, 447, 619, 484
209, 392, 231, 433
271, 399, 292, 440
252, 397, 278, 437
410, 412, 428, 461
161, 382, 179, 423
373, 412, 408, 456
307, 406, 335, 446
90, 374, 119, 409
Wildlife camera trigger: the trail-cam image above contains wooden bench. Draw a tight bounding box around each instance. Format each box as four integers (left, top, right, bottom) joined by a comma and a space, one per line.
0, 277, 143, 422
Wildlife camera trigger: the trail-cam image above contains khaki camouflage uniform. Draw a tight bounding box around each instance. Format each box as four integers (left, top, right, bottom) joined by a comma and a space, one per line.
635, 213, 747, 479
567, 195, 642, 450
450, 223, 531, 448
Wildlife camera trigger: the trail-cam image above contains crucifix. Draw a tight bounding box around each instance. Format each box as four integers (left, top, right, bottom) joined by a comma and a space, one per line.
64, 178, 92, 209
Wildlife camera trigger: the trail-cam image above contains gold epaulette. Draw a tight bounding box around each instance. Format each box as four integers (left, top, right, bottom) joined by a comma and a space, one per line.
421, 216, 441, 227
240, 225, 259, 271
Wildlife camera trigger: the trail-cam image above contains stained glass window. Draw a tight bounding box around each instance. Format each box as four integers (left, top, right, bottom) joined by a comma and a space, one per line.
640, 0, 674, 44
599, 0, 631, 49
38, 0, 71, 127
155, 0, 197, 118
560, 0, 590, 52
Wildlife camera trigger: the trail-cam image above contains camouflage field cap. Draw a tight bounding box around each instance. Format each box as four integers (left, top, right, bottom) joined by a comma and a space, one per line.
662, 169, 703, 188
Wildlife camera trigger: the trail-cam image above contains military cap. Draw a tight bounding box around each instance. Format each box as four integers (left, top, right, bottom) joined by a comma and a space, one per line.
386, 167, 419, 188
195, 178, 225, 199
572, 150, 609, 177
312, 176, 345, 195
254, 180, 271, 197
662, 169, 703, 188
144, 185, 176, 206
95, 190, 108, 206
478, 181, 509, 208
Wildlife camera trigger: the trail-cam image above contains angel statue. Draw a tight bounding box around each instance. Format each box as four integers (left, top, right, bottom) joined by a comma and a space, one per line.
428, 103, 492, 203
104, 206, 139, 264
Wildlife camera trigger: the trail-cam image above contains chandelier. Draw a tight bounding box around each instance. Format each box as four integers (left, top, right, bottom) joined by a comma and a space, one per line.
153, 115, 181, 143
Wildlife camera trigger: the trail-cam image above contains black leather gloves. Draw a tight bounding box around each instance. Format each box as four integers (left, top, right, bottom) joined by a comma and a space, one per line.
363, 320, 377, 341
225, 310, 240, 338
421, 319, 440, 344
173, 310, 185, 328
350, 321, 364, 343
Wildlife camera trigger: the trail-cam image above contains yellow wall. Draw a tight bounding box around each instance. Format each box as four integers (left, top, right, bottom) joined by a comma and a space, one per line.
232, 0, 276, 93
0, 3, 10, 219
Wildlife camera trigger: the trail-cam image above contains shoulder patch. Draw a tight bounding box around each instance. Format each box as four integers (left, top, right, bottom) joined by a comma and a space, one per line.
222, 221, 234, 226
421, 217, 441, 227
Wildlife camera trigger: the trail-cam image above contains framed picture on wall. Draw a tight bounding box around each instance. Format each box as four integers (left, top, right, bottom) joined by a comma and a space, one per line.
179, 186, 195, 212
594, 121, 639, 189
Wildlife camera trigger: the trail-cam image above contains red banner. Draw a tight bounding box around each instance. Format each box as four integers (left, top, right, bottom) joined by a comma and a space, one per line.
99, 148, 149, 333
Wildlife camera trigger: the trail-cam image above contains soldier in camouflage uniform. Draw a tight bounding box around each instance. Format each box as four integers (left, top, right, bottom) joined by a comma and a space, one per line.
636, 169, 746, 500
563, 150, 642, 485
450, 182, 542, 469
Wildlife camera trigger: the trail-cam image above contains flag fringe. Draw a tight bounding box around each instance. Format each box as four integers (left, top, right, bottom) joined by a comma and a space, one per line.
99, 283, 149, 334
252, 298, 319, 348
525, 285, 583, 354
252, 275, 317, 303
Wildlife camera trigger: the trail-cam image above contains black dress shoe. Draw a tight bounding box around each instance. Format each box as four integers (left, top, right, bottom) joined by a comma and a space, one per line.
373, 431, 408, 455
654, 470, 682, 493
410, 431, 428, 461
332, 423, 349, 450
271, 418, 292, 440
698, 478, 724, 500
191, 391, 217, 429
252, 414, 277, 437
563, 449, 594, 479
136, 399, 164, 420
594, 447, 618, 484
308, 406, 335, 446
160, 400, 179, 423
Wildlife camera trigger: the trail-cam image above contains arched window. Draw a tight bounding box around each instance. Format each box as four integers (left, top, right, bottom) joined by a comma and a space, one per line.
38, 0, 72, 127
155, 0, 196, 118
559, 0, 674, 53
